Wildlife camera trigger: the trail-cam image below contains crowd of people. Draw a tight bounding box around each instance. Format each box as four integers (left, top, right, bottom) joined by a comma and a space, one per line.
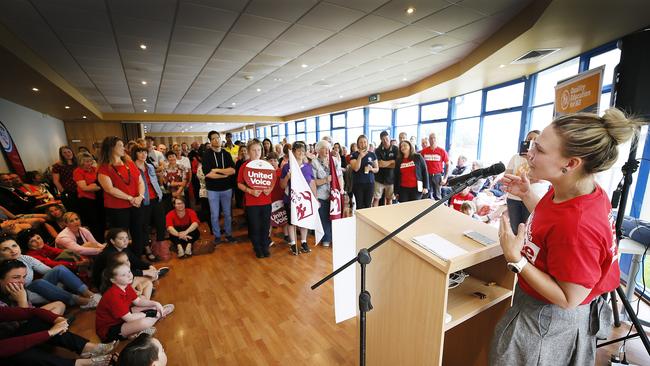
0, 106, 638, 364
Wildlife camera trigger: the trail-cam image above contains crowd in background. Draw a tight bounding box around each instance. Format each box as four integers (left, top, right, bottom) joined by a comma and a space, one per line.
0, 126, 522, 365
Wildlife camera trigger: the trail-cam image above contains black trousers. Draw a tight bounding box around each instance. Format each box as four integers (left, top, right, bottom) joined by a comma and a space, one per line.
3, 317, 88, 366
398, 187, 421, 202
169, 227, 201, 246
245, 204, 272, 256
429, 173, 443, 200
77, 197, 104, 240
142, 199, 166, 241
353, 183, 374, 210
105, 206, 146, 256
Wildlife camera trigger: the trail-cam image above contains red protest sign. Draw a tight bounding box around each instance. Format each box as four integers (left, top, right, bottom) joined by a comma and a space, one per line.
243, 159, 277, 190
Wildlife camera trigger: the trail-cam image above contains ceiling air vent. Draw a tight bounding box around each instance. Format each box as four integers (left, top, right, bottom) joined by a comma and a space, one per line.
511, 48, 560, 64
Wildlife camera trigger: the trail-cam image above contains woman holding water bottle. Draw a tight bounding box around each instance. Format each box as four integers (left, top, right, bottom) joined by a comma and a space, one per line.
350, 135, 378, 210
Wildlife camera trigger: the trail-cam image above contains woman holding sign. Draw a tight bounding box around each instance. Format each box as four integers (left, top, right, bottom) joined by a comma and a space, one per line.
237, 140, 275, 258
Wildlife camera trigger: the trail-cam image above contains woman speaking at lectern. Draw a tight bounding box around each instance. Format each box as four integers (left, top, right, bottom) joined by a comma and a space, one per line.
490, 108, 641, 365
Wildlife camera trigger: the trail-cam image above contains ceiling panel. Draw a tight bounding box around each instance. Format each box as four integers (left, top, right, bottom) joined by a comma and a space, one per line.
0, 0, 542, 124
414, 4, 484, 34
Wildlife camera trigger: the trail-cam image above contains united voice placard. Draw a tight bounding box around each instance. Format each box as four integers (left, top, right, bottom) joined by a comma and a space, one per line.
243, 159, 277, 190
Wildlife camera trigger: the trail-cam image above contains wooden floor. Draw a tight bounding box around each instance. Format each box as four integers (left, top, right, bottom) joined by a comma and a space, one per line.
65, 208, 650, 365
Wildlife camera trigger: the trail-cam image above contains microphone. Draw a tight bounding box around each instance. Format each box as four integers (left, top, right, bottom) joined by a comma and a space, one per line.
446, 162, 505, 187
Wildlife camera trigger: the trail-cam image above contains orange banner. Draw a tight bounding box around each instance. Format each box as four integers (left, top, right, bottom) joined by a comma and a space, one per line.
554, 66, 604, 117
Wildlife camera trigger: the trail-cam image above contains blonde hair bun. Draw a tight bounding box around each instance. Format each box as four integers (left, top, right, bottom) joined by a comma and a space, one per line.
601, 107, 641, 145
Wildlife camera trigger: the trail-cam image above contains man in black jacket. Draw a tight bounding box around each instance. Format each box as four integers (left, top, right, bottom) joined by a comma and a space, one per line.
201, 131, 237, 243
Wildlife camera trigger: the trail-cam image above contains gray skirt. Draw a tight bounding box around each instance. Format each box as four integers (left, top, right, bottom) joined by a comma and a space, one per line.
489, 285, 613, 366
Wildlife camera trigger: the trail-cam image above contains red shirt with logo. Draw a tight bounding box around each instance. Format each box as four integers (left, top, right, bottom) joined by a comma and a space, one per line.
98, 161, 140, 209
95, 284, 138, 340
237, 160, 272, 206
450, 192, 474, 211
165, 208, 199, 230
399, 158, 417, 188
519, 185, 620, 305
73, 167, 98, 200
420, 146, 448, 174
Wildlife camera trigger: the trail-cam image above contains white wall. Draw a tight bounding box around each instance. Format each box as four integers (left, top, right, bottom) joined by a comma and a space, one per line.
0, 98, 67, 173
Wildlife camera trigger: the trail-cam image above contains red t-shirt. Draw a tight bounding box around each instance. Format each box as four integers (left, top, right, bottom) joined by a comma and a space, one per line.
73, 167, 98, 200
450, 192, 474, 211
399, 158, 417, 188
98, 161, 140, 209
237, 160, 272, 206
420, 146, 448, 174
165, 208, 199, 230
518, 186, 620, 305
270, 168, 284, 202
140, 169, 157, 200
95, 284, 138, 340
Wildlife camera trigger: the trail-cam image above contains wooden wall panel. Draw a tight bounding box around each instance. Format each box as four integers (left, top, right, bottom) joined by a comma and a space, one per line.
64, 120, 122, 152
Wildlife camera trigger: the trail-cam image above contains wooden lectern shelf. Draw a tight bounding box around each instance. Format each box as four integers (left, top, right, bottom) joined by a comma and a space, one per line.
445, 276, 512, 331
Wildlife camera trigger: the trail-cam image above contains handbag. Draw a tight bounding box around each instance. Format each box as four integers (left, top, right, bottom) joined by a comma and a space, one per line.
193, 238, 216, 255
151, 240, 171, 261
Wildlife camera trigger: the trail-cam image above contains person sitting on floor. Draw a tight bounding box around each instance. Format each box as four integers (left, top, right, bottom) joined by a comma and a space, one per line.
116, 333, 168, 366
95, 261, 174, 342
0, 305, 118, 366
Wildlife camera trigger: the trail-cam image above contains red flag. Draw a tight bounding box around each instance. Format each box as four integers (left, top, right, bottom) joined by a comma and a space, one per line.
329, 155, 342, 220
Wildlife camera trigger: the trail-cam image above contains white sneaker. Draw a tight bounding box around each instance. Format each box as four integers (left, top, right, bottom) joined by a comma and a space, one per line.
322, 242, 331, 247
80, 294, 100, 309
132, 326, 156, 338
177, 244, 185, 258
185, 243, 192, 256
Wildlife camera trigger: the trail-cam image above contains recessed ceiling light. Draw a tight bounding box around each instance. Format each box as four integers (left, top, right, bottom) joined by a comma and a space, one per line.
273, 78, 282, 81
31, 87, 39, 92
406, 7, 416, 15
301, 106, 305, 109
231, 102, 236, 106
141, 81, 147, 85
301, 64, 308, 68
82, 115, 87, 119
339, 95, 343, 98
499, 64, 506, 68
142, 98, 147, 102
256, 88, 261, 92
403, 77, 408, 81
64, 106, 70, 109
140, 44, 147, 50
143, 109, 148, 113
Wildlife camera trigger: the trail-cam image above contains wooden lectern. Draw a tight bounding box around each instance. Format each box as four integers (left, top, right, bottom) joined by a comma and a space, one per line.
355, 200, 515, 366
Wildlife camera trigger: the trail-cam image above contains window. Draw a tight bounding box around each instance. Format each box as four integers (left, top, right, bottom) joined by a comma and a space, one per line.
318, 114, 330, 134
369, 108, 392, 145
331, 129, 346, 147
450, 117, 480, 160
529, 104, 554, 132
421, 101, 448, 121
395, 105, 418, 126
588, 48, 621, 86
347, 109, 364, 127
533, 57, 580, 106
306, 132, 316, 143
454, 91, 482, 119
287, 122, 295, 135
599, 92, 612, 115
306, 118, 316, 132
481, 112, 522, 164
486, 82, 525, 111
264, 127, 271, 138
348, 127, 364, 145
296, 120, 306, 133
332, 113, 346, 128
420, 123, 447, 151
271, 125, 279, 136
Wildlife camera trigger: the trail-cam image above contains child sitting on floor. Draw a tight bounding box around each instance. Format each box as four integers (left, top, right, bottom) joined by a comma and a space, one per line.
95, 260, 174, 342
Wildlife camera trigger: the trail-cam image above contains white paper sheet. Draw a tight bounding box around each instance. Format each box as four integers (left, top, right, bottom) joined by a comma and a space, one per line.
411, 233, 467, 261
332, 217, 357, 323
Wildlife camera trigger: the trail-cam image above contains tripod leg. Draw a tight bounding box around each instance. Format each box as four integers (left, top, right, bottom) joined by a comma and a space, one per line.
615, 286, 650, 354
611, 289, 621, 327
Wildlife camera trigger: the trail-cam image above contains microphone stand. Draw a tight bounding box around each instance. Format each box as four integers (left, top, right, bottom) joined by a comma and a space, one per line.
312, 176, 480, 366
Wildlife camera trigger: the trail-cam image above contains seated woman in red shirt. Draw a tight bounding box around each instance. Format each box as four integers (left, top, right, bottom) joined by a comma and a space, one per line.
450, 186, 475, 211
18, 229, 88, 273
166, 198, 200, 258
393, 140, 428, 202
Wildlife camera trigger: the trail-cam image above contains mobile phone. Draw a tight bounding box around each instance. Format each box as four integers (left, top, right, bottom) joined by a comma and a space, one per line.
143, 309, 158, 318
518, 140, 530, 155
